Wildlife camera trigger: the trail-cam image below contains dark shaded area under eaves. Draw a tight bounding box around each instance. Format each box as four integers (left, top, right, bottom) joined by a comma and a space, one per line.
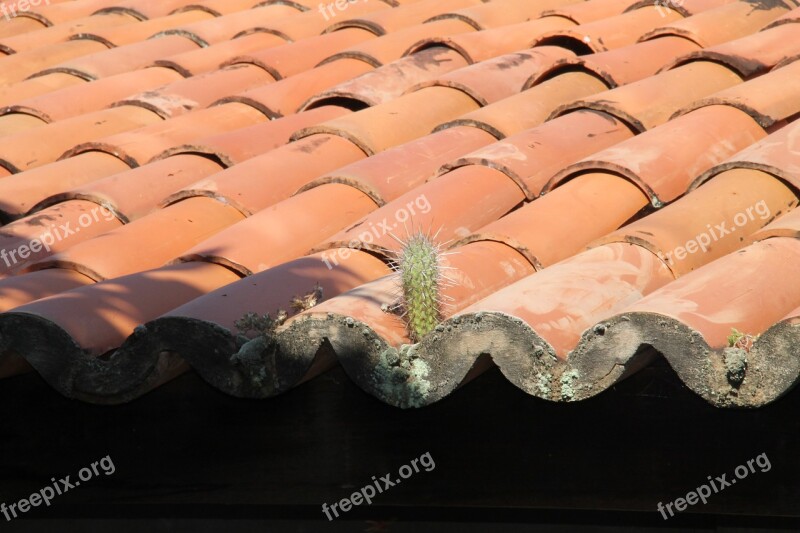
0, 358, 798, 531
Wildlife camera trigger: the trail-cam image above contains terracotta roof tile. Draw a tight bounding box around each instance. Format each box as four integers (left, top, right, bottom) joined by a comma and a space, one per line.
0, 12, 139, 54
409, 47, 576, 106
553, 60, 744, 132
0, 105, 162, 172
152, 4, 305, 46
639, 0, 794, 47
674, 57, 800, 127
33, 35, 200, 80
29, 196, 245, 281
665, 19, 800, 76
531, 6, 685, 53
293, 85, 481, 154
544, 0, 641, 24
539, 35, 701, 88
406, 18, 577, 63
302, 47, 470, 110
322, 18, 474, 66
63, 102, 267, 166
218, 58, 374, 117
224, 28, 375, 79
154, 33, 285, 76
548, 104, 767, 204
324, 0, 483, 35
1, 66, 184, 122
429, 0, 581, 29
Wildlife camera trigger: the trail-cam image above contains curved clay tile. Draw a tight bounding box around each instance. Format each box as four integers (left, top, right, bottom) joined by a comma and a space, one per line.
63, 103, 266, 167
325, 0, 482, 35
218, 58, 374, 117
764, 4, 800, 27
0, 73, 86, 109
673, 59, 800, 128
158, 36, 287, 78
446, 110, 635, 199
570, 235, 800, 408
163, 134, 367, 215
321, 18, 472, 67
15, 0, 130, 26
43, 155, 225, 222
592, 168, 797, 275
0, 40, 110, 87
639, 0, 793, 48
312, 165, 525, 256
547, 105, 767, 205
0, 106, 162, 173
428, 0, 577, 30
531, 6, 684, 53
0, 17, 47, 40
118, 251, 390, 400
409, 47, 575, 105
293, 86, 480, 155
153, 4, 303, 46
0, 268, 93, 320
0, 261, 242, 403
244, 0, 385, 41
114, 64, 274, 119
542, 0, 642, 24
304, 47, 468, 110
750, 197, 800, 245
0, 154, 130, 220
34, 35, 200, 80
1, 67, 183, 122
157, 105, 348, 165
0, 199, 123, 275
0, 113, 47, 137
173, 0, 271, 16
176, 184, 378, 275
457, 173, 649, 269
28, 197, 245, 281
691, 118, 800, 191
300, 126, 496, 205
406, 17, 576, 63
535, 35, 700, 89
552, 61, 743, 132
100, 0, 213, 19
662, 23, 800, 77
73, 11, 215, 48
225, 28, 374, 80
441, 71, 608, 138
0, 13, 138, 54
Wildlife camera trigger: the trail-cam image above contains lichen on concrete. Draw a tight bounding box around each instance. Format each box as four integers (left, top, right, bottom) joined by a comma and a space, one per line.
560, 369, 581, 401
723, 347, 748, 388
373, 343, 432, 408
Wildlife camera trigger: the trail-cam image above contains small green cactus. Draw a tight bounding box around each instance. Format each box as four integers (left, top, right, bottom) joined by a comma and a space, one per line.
390, 231, 453, 342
